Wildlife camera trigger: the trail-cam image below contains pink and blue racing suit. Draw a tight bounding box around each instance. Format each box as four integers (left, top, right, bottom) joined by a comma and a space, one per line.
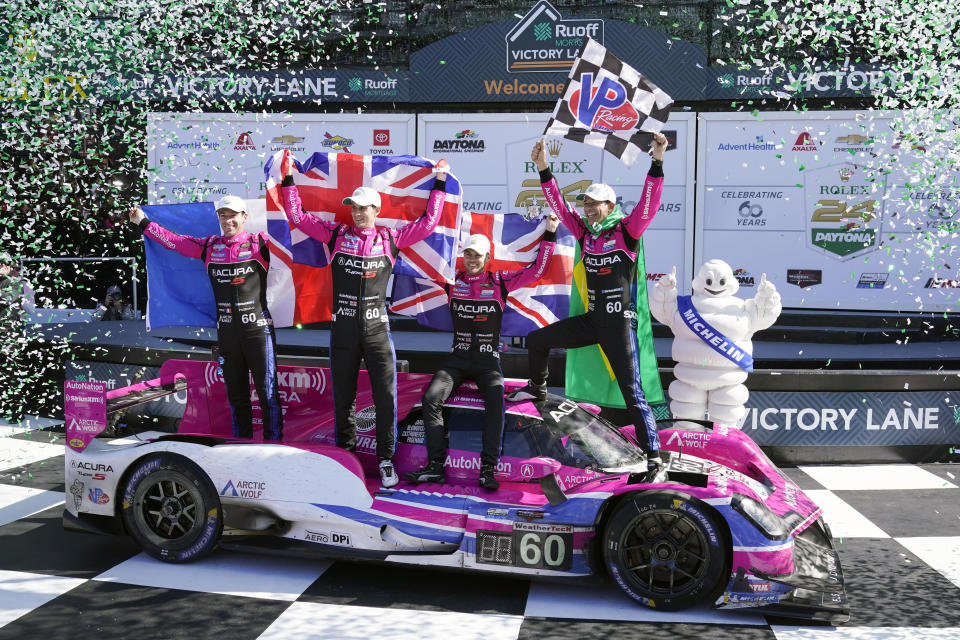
138, 219, 283, 440
526, 159, 664, 454
280, 177, 447, 459
422, 230, 557, 467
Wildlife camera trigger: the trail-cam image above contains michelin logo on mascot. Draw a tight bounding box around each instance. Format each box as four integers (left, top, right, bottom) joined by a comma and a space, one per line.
650, 259, 781, 426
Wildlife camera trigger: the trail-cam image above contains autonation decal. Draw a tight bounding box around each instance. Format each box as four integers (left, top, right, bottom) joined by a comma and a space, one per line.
738, 390, 959, 446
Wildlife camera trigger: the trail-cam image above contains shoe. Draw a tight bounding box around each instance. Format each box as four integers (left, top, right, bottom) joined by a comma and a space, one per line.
643, 453, 667, 483
403, 460, 446, 484
479, 465, 500, 491
506, 381, 546, 402
379, 459, 399, 488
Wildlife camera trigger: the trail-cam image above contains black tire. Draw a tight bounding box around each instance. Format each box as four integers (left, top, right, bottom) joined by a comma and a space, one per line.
603, 491, 728, 611
121, 453, 223, 563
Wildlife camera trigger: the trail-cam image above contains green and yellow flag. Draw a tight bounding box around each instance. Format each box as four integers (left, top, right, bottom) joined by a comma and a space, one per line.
564, 234, 665, 407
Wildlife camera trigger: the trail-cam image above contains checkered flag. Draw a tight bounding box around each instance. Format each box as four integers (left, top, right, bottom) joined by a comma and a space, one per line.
544, 38, 673, 166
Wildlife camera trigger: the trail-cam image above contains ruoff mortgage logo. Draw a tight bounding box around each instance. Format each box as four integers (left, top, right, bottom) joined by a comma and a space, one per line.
805, 163, 883, 260
348, 75, 399, 98
505, 0, 603, 73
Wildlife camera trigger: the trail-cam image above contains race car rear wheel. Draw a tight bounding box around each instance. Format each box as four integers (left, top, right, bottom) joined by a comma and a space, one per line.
121, 453, 222, 563
603, 491, 727, 611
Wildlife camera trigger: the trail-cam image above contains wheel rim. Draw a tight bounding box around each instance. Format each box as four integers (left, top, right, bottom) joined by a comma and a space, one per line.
617, 507, 711, 598
135, 473, 203, 541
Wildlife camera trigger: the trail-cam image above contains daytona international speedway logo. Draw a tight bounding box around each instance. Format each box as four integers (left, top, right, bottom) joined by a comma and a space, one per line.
805, 163, 885, 261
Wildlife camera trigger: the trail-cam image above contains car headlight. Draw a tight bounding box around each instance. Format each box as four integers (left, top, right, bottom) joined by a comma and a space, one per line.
732, 495, 789, 540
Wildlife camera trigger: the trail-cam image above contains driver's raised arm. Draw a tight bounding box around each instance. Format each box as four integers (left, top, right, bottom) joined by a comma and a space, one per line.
621, 131, 667, 239
129, 206, 206, 260
531, 139, 587, 237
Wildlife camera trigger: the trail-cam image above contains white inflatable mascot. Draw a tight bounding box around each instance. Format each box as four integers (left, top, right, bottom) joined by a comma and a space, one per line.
650, 259, 781, 426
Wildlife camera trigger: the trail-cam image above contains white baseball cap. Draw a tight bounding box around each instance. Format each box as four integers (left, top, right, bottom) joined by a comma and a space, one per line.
214, 195, 247, 213
576, 183, 617, 204
461, 234, 491, 257
343, 186, 382, 208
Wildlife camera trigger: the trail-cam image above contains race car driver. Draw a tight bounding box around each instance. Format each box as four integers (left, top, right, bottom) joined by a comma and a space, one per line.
508, 132, 668, 478
129, 196, 283, 441
279, 157, 449, 487
405, 213, 559, 491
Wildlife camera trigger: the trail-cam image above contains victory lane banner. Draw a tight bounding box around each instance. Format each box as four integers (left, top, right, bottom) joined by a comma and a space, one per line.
739, 390, 960, 447
544, 37, 673, 166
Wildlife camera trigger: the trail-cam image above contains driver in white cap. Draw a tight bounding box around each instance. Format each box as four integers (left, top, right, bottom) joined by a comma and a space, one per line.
279, 157, 450, 488
405, 213, 559, 491
129, 196, 284, 441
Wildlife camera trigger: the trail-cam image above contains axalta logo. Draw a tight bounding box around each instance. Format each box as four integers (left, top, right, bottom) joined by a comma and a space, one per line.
505, 1, 603, 73
234, 132, 256, 151
568, 73, 638, 132
433, 130, 485, 153
211, 265, 255, 278
792, 132, 819, 151
322, 132, 353, 152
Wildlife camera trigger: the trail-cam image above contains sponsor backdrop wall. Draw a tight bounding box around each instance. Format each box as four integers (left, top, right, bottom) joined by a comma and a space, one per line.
417, 112, 697, 295
697, 111, 959, 313
147, 112, 415, 204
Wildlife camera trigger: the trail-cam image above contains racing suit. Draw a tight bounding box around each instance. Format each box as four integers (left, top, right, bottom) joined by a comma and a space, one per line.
526, 160, 664, 454
280, 177, 447, 459
422, 231, 556, 467
138, 219, 283, 440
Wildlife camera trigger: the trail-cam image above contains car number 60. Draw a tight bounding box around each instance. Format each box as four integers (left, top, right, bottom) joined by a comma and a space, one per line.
516, 531, 571, 569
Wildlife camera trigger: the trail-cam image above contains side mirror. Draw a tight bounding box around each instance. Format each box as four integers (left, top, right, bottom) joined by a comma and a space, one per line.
501, 456, 562, 482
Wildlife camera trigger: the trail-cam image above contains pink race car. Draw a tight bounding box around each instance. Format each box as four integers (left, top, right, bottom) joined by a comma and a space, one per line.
63, 359, 848, 623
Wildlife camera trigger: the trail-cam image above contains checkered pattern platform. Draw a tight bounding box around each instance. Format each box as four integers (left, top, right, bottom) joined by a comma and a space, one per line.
1, 417, 958, 640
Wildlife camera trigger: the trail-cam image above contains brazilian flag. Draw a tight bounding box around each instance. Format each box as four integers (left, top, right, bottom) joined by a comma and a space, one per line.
563, 236, 665, 409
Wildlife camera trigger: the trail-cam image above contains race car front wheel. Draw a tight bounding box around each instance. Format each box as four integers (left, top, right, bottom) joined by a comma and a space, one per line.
121, 453, 223, 563
603, 491, 728, 611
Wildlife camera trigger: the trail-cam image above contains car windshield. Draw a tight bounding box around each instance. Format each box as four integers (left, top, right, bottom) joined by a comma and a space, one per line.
522, 397, 645, 469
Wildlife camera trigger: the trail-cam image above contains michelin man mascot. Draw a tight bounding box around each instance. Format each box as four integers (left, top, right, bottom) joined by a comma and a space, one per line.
650, 259, 781, 426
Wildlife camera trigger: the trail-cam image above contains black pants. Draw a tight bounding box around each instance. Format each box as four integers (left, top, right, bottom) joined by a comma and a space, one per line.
421, 352, 504, 467
331, 326, 397, 460
218, 322, 283, 441
525, 314, 660, 453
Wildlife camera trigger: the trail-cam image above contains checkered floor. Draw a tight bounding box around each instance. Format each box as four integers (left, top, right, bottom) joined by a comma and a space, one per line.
1, 417, 959, 640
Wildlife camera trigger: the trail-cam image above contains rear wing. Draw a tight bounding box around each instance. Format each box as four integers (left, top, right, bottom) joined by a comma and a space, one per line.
65, 375, 186, 452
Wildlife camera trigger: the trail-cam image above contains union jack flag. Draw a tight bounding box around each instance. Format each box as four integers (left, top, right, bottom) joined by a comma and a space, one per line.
390, 210, 577, 336
264, 151, 463, 324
